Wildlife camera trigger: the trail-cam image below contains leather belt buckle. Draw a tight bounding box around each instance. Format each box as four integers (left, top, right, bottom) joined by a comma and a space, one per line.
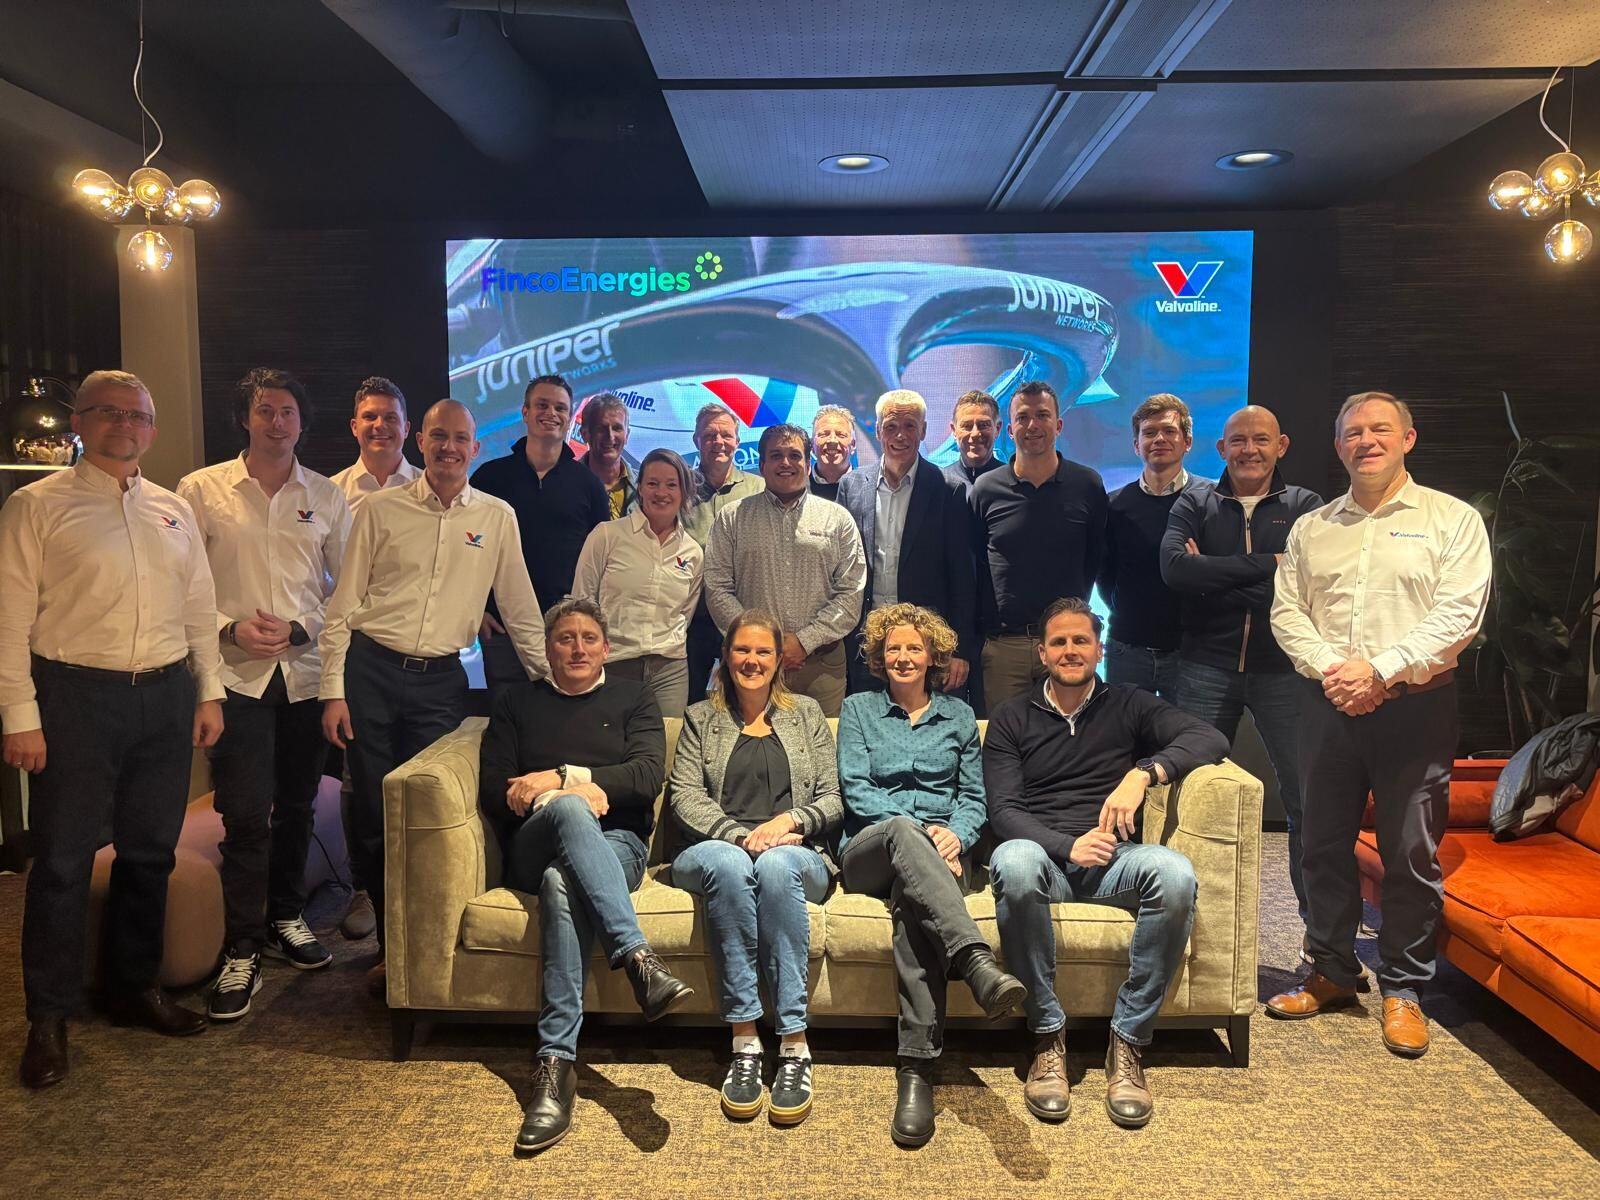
401, 656, 429, 673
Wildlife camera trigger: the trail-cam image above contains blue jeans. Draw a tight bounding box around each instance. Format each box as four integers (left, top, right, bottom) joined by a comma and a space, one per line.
1175, 658, 1307, 923
1104, 638, 1181, 698
506, 793, 649, 1061
989, 839, 1196, 1046
672, 839, 829, 1035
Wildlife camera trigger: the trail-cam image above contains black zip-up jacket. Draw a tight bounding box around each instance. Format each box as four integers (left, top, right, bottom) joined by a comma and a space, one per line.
1158, 468, 1322, 673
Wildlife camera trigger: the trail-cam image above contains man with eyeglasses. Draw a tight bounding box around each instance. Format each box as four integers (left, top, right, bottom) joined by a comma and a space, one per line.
1, 370, 226, 1088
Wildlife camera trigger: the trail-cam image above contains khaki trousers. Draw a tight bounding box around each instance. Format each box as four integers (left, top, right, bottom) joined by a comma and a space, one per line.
786, 641, 847, 717
981, 635, 1045, 710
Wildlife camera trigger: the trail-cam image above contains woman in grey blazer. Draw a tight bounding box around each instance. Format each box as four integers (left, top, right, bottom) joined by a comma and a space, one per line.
667, 609, 841, 1128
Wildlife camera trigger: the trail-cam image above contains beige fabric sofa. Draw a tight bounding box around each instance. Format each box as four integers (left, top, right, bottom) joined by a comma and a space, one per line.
383, 717, 1262, 1064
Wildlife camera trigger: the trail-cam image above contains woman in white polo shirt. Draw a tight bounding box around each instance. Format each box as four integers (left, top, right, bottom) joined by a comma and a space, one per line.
570, 447, 703, 718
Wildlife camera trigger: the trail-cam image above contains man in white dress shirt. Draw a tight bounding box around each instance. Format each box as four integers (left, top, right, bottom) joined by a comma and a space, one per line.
1266, 391, 1491, 1058
178, 368, 352, 1021
0, 370, 225, 1088
319, 399, 547, 992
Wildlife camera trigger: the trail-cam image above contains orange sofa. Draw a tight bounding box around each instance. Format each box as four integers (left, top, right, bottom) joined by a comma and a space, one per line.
1356, 759, 1600, 1071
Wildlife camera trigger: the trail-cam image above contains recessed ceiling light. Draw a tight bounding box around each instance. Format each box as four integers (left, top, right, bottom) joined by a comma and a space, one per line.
1216, 149, 1293, 170
820, 153, 889, 175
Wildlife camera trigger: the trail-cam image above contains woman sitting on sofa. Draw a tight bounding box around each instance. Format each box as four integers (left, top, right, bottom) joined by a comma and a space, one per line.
667, 608, 842, 1127
837, 602, 1027, 1149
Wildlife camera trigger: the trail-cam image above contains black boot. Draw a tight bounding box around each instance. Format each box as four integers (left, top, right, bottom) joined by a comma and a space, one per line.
955, 946, 1027, 1020
516, 1055, 577, 1153
623, 946, 694, 1022
20, 1018, 68, 1089
891, 1058, 935, 1148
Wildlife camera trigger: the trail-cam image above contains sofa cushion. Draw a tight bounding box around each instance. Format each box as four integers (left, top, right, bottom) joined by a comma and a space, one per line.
459, 875, 825, 960
1554, 783, 1600, 854
1501, 916, 1600, 1028
1357, 829, 1600, 958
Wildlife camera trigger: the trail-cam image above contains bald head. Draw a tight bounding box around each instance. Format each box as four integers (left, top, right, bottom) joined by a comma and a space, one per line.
421, 398, 475, 434
1218, 404, 1289, 496
1222, 405, 1281, 441
417, 398, 480, 495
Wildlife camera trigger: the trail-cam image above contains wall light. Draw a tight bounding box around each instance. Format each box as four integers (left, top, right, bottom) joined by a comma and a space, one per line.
819, 153, 889, 175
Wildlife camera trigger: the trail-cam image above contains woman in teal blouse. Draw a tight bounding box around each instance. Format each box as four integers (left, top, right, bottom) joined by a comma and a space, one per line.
836, 603, 1026, 1148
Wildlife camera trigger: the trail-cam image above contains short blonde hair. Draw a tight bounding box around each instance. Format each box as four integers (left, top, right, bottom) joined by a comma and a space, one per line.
861, 603, 957, 690
1336, 390, 1413, 435
76, 370, 151, 410
874, 389, 927, 424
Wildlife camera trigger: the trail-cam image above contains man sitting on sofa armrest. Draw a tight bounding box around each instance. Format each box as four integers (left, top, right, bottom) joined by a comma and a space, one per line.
983, 597, 1229, 1130
478, 596, 693, 1156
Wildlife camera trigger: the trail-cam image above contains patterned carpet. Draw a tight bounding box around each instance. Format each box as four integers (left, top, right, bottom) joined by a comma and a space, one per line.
1, 835, 1596, 1199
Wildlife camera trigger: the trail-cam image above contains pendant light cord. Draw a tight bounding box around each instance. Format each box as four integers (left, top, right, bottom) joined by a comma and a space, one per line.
132, 0, 165, 168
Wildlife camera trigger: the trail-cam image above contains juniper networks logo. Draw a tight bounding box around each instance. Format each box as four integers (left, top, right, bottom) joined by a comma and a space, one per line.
1153, 261, 1222, 314
481, 253, 724, 299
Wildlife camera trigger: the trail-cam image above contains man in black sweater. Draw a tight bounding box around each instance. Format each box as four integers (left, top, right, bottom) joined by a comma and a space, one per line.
478, 597, 692, 1155
1098, 393, 1210, 698
984, 597, 1228, 1130
1159, 405, 1322, 934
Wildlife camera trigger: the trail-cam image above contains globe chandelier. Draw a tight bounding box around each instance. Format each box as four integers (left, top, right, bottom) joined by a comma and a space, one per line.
1487, 66, 1596, 265
68, 0, 219, 273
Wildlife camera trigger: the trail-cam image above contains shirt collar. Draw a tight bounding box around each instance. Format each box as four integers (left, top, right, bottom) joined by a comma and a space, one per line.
1035, 676, 1096, 723
1138, 466, 1189, 496
550, 669, 606, 697
877, 458, 918, 493
350, 456, 416, 486
229, 452, 308, 494
1332, 473, 1421, 517
764, 487, 807, 512
961, 455, 997, 480
695, 463, 746, 497
877, 688, 952, 722
74, 457, 140, 496
411, 471, 474, 510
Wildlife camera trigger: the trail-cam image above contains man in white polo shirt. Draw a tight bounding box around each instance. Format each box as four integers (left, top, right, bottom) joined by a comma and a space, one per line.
320, 399, 547, 995
1266, 391, 1491, 1059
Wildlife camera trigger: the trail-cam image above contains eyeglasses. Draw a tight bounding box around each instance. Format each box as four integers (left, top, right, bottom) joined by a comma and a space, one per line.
76, 406, 154, 428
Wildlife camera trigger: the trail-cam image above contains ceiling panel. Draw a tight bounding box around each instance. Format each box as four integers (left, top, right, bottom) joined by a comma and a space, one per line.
1063, 78, 1543, 208
631, 0, 1103, 78
664, 85, 1056, 206
1183, 0, 1600, 70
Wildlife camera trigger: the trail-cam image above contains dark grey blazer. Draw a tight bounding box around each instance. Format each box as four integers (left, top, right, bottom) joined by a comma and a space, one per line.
666, 693, 844, 869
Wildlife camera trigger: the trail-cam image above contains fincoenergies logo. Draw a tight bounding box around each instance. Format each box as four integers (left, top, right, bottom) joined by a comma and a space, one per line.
481, 250, 726, 299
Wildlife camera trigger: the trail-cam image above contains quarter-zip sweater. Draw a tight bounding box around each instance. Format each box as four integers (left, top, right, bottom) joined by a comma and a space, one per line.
1158, 468, 1322, 673
982, 681, 1229, 861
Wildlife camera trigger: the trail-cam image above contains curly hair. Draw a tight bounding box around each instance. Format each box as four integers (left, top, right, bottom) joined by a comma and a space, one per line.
860, 603, 957, 690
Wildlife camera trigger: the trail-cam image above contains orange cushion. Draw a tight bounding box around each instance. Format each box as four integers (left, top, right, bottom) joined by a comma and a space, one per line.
1359, 760, 1504, 830
1432, 831, 1600, 957
1501, 916, 1600, 1028
1555, 783, 1600, 854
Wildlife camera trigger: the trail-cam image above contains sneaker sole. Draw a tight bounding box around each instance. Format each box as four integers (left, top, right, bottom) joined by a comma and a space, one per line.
208, 981, 263, 1023
1023, 1095, 1071, 1122
981, 980, 1028, 1021
263, 944, 333, 971
768, 1096, 812, 1126
721, 1090, 767, 1121
1105, 1099, 1152, 1129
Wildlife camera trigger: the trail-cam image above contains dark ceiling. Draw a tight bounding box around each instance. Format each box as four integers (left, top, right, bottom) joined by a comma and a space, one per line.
2, 0, 1599, 227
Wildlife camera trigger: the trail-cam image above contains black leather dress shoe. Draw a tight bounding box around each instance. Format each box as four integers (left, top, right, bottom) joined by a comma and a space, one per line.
516, 1056, 577, 1154
891, 1058, 935, 1148
960, 949, 1027, 1020
623, 946, 694, 1022
20, 1018, 68, 1089
106, 987, 207, 1037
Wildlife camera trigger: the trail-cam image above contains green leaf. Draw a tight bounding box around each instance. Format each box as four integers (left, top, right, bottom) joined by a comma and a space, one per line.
1535, 434, 1600, 451
1517, 459, 1578, 494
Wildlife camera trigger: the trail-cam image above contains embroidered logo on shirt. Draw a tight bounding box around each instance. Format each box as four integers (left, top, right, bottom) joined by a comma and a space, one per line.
296, 509, 316, 524
158, 516, 181, 530
1389, 531, 1428, 540
465, 532, 485, 548
673, 555, 693, 573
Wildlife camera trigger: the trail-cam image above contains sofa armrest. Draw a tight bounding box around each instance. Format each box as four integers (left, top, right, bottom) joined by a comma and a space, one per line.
383, 717, 490, 1009
1142, 758, 1263, 1018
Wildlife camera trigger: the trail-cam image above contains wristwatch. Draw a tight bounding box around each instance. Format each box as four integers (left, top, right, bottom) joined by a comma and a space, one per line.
556, 764, 569, 787
1136, 757, 1161, 787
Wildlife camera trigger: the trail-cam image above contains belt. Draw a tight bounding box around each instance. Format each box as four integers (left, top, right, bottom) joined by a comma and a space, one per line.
1387, 668, 1455, 698
352, 631, 461, 674
34, 656, 186, 687
992, 625, 1039, 640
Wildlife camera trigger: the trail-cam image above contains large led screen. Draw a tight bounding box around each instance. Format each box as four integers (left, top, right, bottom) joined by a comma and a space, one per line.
445, 232, 1253, 491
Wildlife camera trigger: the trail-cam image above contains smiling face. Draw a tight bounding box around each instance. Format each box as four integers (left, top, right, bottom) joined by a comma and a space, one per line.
523, 382, 573, 444
586, 404, 629, 463
638, 459, 684, 525
877, 405, 926, 470
951, 401, 997, 468
547, 612, 609, 693
1134, 409, 1191, 471
417, 401, 480, 490
1218, 407, 1288, 494
883, 623, 930, 693
727, 621, 779, 699
246, 387, 302, 458
1336, 399, 1416, 489
1010, 392, 1062, 460
812, 411, 855, 474
694, 412, 739, 473
1038, 610, 1102, 690
352, 392, 408, 461
760, 434, 808, 501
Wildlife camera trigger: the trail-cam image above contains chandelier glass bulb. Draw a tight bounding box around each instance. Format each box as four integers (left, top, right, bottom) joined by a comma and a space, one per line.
1582, 170, 1600, 208
1519, 192, 1556, 219
175, 179, 220, 220
161, 197, 192, 224
72, 168, 134, 221
128, 166, 176, 211
1535, 151, 1586, 199
1544, 217, 1593, 264
1488, 169, 1535, 211
128, 228, 173, 272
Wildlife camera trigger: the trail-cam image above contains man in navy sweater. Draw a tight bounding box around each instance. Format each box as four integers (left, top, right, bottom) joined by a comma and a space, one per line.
1159, 405, 1322, 936
1098, 393, 1210, 698
985, 597, 1228, 1129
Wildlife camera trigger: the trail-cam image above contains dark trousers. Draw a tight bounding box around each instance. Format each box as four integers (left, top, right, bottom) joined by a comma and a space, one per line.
345, 634, 468, 948
1298, 680, 1457, 1001
480, 631, 530, 711
22, 660, 194, 1020
207, 668, 326, 953
839, 815, 985, 1058
844, 631, 882, 698
686, 598, 721, 706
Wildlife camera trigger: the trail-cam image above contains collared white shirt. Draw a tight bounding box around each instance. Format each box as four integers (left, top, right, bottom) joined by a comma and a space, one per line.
318, 473, 547, 700
0, 459, 224, 734
1271, 475, 1491, 687
570, 511, 703, 661
330, 456, 420, 515
871, 458, 918, 608
1039, 676, 1096, 734
178, 454, 351, 702
1138, 467, 1190, 497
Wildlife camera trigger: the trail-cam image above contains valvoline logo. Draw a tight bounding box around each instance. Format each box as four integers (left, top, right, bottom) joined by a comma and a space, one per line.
465, 532, 485, 548
1153, 261, 1223, 314
296, 509, 316, 524
158, 516, 181, 530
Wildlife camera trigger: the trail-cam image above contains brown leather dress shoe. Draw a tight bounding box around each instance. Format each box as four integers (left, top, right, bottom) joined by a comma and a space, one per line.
366, 959, 387, 1001
1023, 1032, 1071, 1121
106, 987, 207, 1036
20, 1018, 68, 1089
1381, 997, 1430, 1057
1265, 971, 1361, 1019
